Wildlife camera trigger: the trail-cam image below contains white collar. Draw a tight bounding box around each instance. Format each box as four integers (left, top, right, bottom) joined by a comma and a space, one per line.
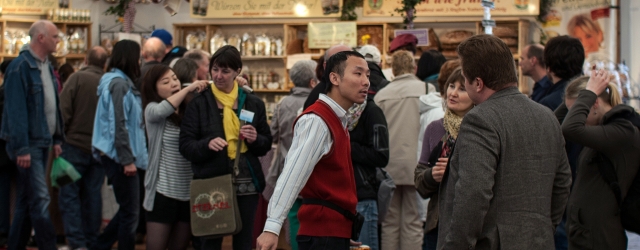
318, 94, 348, 128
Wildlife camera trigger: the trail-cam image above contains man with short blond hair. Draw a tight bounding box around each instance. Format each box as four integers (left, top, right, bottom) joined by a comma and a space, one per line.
1, 20, 62, 250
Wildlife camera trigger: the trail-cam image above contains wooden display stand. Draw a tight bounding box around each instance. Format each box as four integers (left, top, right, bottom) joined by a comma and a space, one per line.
0, 18, 92, 66
174, 18, 531, 120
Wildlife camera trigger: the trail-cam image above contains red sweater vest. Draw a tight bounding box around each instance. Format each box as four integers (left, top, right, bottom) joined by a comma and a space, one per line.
295, 100, 358, 239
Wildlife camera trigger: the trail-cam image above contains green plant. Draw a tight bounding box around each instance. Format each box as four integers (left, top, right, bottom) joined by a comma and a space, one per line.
538, 0, 553, 23
105, 0, 130, 18
394, 0, 421, 29
340, 0, 361, 21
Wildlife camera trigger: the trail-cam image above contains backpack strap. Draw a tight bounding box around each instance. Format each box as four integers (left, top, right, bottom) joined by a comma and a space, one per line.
595, 153, 623, 207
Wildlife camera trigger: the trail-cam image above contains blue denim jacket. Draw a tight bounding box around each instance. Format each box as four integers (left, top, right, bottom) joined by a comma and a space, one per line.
0, 50, 64, 159
92, 68, 148, 170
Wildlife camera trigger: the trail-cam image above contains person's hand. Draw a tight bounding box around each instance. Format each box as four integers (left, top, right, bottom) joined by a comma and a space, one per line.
586, 69, 611, 96
350, 239, 363, 246
187, 80, 210, 93
256, 232, 279, 250
236, 76, 248, 87
240, 125, 257, 144
16, 154, 31, 168
53, 144, 62, 158
432, 157, 448, 183
123, 163, 137, 176
209, 137, 228, 151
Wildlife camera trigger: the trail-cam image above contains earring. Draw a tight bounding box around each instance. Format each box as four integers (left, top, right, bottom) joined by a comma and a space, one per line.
595, 111, 598, 115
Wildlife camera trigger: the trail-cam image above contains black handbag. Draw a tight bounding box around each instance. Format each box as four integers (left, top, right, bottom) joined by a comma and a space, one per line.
302, 198, 364, 240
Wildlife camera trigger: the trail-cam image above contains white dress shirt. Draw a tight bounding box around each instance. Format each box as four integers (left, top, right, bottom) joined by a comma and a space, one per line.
263, 94, 348, 235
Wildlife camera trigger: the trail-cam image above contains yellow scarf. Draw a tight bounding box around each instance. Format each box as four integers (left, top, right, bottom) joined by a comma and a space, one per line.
211, 81, 247, 159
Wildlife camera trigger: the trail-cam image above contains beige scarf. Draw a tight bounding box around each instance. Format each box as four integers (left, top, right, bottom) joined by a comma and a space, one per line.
443, 109, 464, 140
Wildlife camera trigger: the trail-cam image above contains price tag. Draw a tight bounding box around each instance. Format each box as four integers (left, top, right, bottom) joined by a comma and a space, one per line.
239, 110, 255, 123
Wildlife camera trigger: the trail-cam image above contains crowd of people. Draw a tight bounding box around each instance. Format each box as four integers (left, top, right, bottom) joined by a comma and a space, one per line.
0, 19, 638, 250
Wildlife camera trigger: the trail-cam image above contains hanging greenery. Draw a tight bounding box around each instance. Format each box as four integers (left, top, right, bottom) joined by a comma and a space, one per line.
104, 0, 137, 33
105, 0, 131, 18
538, 0, 553, 23
340, 0, 362, 21
394, 0, 421, 29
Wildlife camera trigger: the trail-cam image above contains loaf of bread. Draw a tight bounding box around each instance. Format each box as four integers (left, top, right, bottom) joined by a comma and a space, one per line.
493, 26, 518, 38
440, 30, 474, 44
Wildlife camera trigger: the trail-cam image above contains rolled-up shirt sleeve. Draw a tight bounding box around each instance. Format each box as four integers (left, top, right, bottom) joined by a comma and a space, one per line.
263, 113, 332, 235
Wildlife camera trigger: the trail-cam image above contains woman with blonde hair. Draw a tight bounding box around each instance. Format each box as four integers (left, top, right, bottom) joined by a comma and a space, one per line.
374, 50, 427, 250
567, 14, 604, 57
556, 69, 640, 250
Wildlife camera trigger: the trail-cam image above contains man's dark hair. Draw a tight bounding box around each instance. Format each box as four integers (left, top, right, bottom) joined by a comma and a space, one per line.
544, 36, 584, 80
173, 58, 198, 85
108, 40, 141, 81
457, 34, 517, 90
87, 47, 108, 68
322, 51, 365, 93
416, 50, 446, 81
209, 45, 242, 73
527, 45, 545, 68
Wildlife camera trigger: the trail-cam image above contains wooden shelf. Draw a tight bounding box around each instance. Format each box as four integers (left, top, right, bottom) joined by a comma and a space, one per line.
241, 55, 285, 60
64, 53, 86, 59
1, 18, 92, 65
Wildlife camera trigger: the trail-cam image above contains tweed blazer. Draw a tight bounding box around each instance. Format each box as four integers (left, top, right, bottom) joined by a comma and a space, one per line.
437, 86, 572, 250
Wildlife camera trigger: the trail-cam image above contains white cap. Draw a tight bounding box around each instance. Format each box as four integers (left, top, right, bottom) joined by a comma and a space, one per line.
357, 45, 381, 64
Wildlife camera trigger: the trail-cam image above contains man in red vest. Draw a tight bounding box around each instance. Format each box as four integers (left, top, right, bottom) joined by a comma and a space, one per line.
257, 51, 370, 250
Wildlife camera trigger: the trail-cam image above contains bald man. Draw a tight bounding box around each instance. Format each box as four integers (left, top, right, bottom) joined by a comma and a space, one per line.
138, 37, 167, 89
519, 44, 552, 102
303, 44, 352, 109
1, 20, 61, 250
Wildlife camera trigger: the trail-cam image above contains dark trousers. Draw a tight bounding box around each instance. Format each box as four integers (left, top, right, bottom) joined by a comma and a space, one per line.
422, 227, 438, 250
0, 153, 15, 236
201, 194, 258, 250
95, 156, 139, 250
58, 144, 104, 249
9, 147, 56, 250
137, 169, 146, 236
297, 235, 350, 250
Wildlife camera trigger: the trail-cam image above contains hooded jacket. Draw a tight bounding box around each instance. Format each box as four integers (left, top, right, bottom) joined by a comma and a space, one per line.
418, 93, 445, 161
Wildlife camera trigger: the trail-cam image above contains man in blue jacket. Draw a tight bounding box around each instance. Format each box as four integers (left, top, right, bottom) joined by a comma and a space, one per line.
0, 20, 63, 250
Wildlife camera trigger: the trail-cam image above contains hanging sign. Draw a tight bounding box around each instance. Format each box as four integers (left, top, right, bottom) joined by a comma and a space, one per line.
363, 0, 539, 17
1, 0, 60, 15
307, 22, 357, 49
394, 29, 429, 46
190, 0, 341, 18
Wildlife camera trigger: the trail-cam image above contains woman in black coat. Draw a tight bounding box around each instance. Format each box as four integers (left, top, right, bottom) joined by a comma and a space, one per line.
179, 45, 272, 250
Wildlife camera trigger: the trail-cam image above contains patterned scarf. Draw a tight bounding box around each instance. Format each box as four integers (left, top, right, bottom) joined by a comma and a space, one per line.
347, 101, 367, 131
211, 81, 248, 159
443, 109, 464, 140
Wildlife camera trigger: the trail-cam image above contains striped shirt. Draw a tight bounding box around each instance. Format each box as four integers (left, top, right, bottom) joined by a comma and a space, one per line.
156, 122, 193, 201
264, 94, 348, 235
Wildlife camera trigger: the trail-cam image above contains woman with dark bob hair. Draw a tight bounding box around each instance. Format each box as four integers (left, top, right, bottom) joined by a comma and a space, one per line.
179, 45, 272, 249
92, 39, 147, 250
141, 64, 208, 250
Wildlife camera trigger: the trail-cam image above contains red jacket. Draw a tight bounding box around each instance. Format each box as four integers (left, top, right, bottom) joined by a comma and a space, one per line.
295, 100, 358, 238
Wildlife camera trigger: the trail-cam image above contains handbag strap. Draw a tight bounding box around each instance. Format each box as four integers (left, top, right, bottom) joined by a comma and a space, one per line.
302, 198, 357, 221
